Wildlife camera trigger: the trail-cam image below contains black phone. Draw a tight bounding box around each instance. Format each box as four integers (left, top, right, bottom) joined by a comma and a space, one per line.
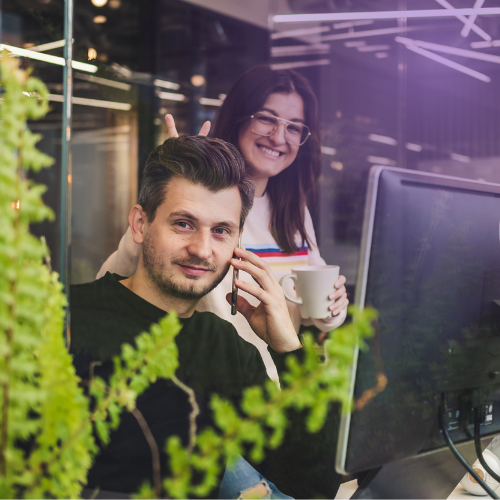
231, 234, 242, 315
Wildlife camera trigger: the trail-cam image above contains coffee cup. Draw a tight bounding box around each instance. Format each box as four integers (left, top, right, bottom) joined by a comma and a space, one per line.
279, 265, 340, 319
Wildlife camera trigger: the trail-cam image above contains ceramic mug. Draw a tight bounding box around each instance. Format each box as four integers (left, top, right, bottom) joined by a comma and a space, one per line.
279, 265, 340, 319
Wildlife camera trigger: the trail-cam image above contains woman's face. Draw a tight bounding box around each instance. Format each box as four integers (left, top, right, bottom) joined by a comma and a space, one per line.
238, 91, 305, 183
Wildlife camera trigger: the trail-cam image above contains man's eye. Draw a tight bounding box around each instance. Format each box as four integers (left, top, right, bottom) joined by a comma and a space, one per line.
176, 221, 192, 229
213, 227, 229, 235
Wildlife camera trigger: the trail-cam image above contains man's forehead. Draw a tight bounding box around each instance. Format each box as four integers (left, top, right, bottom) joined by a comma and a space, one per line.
160, 177, 241, 227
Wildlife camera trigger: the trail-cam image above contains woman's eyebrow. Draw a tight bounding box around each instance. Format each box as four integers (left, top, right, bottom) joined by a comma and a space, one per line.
260, 107, 305, 124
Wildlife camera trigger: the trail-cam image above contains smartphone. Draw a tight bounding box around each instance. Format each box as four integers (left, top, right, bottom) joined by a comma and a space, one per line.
231, 234, 242, 315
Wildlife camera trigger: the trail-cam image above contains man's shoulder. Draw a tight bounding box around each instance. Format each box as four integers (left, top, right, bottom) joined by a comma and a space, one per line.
70, 273, 123, 305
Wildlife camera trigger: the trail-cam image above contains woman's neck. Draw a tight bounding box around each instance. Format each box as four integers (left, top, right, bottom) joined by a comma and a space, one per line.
253, 176, 269, 198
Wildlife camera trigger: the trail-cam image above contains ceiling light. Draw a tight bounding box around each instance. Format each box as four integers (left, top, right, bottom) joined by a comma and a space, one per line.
271, 59, 330, 70
396, 36, 500, 64
321, 146, 337, 155
357, 45, 390, 52
154, 79, 180, 91
450, 153, 471, 163
158, 91, 186, 102
434, 0, 491, 41
75, 73, 131, 91
400, 42, 490, 82
331, 161, 344, 171
191, 75, 206, 87
406, 143, 422, 152
200, 97, 223, 106
461, 0, 486, 37
375, 52, 389, 58
271, 27, 330, 40
273, 8, 500, 23
91, 0, 108, 5
93, 15, 107, 24
470, 40, 500, 48
333, 20, 374, 30
109, 0, 121, 7
29, 39, 66, 52
218, 94, 226, 101
271, 44, 330, 57
321, 26, 418, 42
88, 48, 97, 60
47, 93, 131, 110
1, 43, 97, 73
369, 134, 397, 146
345, 41, 366, 47
367, 156, 395, 165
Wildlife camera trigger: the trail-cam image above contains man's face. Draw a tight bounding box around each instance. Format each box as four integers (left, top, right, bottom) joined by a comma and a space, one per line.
140, 177, 241, 300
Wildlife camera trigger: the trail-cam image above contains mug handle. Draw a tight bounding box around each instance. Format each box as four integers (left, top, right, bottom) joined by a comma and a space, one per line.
279, 274, 303, 305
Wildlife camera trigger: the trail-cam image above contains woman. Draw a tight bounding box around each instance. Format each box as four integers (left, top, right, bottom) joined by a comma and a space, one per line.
98, 66, 348, 382
97, 66, 348, 499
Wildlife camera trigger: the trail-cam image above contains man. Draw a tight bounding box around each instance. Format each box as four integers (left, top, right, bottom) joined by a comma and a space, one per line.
71, 136, 340, 498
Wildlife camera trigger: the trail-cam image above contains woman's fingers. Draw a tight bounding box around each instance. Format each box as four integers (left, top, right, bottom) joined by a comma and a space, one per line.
165, 114, 179, 137
166, 114, 211, 138
199, 121, 211, 136
328, 275, 348, 316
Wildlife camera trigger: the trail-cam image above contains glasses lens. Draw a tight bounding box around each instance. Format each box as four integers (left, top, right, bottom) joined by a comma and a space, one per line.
285, 122, 309, 146
252, 113, 278, 136
251, 112, 310, 146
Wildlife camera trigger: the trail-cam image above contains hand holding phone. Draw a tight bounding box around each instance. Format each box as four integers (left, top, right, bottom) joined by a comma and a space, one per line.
231, 234, 242, 315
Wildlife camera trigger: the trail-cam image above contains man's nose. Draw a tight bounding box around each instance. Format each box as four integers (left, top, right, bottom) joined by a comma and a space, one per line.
187, 230, 212, 260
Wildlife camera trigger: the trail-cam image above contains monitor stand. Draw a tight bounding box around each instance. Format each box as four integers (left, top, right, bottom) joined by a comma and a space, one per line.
352, 436, 493, 499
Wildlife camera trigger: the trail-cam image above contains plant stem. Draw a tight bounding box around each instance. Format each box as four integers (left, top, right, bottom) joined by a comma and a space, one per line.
131, 407, 162, 498
171, 376, 199, 452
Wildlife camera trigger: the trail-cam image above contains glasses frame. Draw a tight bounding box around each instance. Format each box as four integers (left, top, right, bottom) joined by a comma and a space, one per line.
250, 111, 311, 146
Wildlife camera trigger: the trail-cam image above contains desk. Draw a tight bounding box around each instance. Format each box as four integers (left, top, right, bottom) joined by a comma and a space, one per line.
335, 480, 484, 499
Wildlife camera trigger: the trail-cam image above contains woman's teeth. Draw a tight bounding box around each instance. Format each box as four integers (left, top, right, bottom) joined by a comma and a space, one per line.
258, 145, 281, 157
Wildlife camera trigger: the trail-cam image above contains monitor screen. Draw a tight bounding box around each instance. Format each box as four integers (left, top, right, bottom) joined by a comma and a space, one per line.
336, 167, 500, 475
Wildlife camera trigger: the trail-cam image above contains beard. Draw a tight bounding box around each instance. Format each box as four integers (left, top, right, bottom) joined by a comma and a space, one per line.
142, 233, 230, 300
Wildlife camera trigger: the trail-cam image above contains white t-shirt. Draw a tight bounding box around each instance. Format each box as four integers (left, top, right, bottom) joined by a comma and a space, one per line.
97, 194, 347, 381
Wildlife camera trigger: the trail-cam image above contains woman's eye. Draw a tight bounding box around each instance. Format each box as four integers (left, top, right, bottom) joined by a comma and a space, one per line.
287, 124, 302, 134
258, 116, 276, 124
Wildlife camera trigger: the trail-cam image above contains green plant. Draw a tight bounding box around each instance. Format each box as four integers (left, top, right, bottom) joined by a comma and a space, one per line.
0, 52, 378, 499
0, 52, 95, 498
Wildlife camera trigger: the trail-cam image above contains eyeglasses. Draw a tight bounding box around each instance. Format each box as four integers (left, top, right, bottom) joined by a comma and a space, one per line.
250, 111, 311, 146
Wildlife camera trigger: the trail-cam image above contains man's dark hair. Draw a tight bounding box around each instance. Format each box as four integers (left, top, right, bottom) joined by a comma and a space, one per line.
138, 135, 254, 228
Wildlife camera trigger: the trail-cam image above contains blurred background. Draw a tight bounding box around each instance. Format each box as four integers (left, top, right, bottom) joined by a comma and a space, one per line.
3, 0, 500, 290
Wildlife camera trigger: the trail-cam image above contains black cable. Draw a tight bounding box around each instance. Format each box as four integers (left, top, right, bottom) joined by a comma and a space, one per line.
474, 406, 500, 484
439, 394, 499, 499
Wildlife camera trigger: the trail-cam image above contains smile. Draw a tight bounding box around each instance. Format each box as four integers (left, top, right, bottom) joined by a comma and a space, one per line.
257, 145, 283, 158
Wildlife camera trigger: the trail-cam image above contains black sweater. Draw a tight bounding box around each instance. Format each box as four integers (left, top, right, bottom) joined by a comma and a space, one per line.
71, 272, 341, 498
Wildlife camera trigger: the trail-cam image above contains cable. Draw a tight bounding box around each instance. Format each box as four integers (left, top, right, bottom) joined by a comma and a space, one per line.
474, 406, 500, 484
439, 394, 499, 499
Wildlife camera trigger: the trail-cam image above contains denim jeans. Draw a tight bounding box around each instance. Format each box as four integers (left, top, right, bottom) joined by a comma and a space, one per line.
218, 456, 293, 499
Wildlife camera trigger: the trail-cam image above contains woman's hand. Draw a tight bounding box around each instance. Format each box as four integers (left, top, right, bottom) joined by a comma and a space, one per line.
165, 114, 211, 137
328, 275, 349, 317
225, 247, 302, 353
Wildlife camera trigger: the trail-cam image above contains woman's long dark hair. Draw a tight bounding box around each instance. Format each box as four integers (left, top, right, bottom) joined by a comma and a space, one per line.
212, 65, 321, 254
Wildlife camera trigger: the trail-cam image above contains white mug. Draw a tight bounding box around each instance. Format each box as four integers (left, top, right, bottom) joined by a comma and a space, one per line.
279, 265, 340, 319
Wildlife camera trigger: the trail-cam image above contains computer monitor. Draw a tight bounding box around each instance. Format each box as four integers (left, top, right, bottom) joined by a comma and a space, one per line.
336, 167, 500, 478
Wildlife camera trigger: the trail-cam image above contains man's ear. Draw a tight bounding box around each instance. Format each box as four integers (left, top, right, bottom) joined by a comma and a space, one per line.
129, 204, 147, 244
